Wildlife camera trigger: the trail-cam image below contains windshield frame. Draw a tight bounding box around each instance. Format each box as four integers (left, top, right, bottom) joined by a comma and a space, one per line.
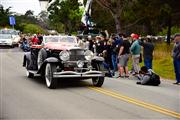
43, 36, 77, 44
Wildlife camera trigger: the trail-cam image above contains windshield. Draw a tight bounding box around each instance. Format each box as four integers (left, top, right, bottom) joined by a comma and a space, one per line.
0, 29, 19, 35
61, 36, 76, 43
0, 34, 12, 39
44, 36, 76, 43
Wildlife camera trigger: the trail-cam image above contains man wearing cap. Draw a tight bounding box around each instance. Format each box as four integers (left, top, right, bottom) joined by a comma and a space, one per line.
172, 33, 180, 85
130, 34, 141, 75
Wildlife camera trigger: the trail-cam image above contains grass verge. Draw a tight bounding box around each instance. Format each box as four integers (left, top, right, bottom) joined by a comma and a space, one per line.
128, 42, 175, 80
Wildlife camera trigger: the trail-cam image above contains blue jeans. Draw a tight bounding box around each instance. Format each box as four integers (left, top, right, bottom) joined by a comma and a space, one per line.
103, 62, 113, 77
173, 58, 180, 83
144, 58, 152, 69
111, 54, 117, 74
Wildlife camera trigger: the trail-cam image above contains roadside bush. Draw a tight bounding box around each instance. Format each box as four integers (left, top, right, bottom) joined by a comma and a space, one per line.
23, 23, 47, 34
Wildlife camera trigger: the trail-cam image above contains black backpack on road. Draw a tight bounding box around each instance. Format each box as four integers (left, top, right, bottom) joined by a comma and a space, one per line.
147, 72, 161, 86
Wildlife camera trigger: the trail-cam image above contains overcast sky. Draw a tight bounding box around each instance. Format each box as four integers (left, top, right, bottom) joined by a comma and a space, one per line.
0, 0, 41, 15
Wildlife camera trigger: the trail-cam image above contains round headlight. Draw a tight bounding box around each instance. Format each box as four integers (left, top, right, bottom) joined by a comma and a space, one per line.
84, 50, 94, 60
77, 60, 84, 68
59, 50, 70, 61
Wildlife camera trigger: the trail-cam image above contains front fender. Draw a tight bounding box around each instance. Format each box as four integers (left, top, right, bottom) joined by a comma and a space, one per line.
37, 57, 60, 74
44, 57, 60, 63
92, 56, 104, 62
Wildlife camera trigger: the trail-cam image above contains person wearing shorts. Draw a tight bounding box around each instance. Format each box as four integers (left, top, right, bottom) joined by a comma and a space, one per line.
118, 34, 131, 77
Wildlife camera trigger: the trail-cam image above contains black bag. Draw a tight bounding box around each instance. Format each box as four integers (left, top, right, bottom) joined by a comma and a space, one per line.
148, 72, 161, 86
139, 53, 142, 63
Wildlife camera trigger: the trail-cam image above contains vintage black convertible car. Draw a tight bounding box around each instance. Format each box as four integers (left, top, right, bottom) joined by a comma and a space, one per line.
23, 35, 106, 89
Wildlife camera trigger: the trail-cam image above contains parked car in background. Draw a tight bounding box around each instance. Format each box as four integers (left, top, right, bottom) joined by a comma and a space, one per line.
23, 35, 106, 89
0, 28, 20, 47
0, 34, 14, 47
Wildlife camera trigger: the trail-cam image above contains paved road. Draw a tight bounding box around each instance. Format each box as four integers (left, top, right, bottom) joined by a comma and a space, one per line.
0, 47, 180, 120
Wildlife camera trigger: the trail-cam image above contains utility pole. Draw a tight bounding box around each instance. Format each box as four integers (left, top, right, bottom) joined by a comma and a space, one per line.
166, 15, 171, 45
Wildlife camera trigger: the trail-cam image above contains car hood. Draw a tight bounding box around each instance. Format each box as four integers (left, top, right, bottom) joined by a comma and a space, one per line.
44, 42, 78, 50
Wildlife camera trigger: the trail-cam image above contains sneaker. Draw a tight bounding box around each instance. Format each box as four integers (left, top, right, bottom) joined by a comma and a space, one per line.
125, 76, 129, 78
136, 82, 141, 84
173, 82, 180, 85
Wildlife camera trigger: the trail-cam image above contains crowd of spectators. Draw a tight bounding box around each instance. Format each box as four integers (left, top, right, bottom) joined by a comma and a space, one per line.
19, 31, 180, 85
76, 32, 154, 79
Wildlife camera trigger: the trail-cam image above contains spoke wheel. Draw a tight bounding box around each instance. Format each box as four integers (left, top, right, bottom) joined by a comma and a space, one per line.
45, 63, 57, 89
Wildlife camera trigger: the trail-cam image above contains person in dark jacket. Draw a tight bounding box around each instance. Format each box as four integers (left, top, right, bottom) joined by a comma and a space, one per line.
172, 33, 180, 85
111, 34, 123, 76
95, 36, 104, 56
139, 38, 154, 69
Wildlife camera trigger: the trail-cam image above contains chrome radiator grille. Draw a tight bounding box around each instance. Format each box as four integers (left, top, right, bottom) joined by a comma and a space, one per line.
69, 49, 85, 61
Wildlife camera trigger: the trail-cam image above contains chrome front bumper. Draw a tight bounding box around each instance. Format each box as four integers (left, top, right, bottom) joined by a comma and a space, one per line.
53, 70, 104, 78
0, 42, 12, 46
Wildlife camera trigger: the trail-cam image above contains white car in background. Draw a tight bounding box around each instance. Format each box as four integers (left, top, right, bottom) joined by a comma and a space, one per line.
0, 34, 14, 47
12, 34, 21, 46
0, 29, 20, 47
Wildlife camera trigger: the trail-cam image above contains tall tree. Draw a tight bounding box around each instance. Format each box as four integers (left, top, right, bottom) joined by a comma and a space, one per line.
95, 0, 132, 33
93, 0, 180, 35
25, 10, 34, 17
38, 11, 50, 30
48, 0, 82, 33
0, 4, 13, 27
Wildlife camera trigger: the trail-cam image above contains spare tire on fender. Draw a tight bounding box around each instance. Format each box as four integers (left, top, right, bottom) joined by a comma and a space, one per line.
37, 48, 47, 69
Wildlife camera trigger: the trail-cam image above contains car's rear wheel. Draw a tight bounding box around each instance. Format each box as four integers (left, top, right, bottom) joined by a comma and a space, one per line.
26, 70, 34, 78
92, 63, 104, 87
26, 61, 34, 78
37, 49, 47, 69
45, 63, 57, 89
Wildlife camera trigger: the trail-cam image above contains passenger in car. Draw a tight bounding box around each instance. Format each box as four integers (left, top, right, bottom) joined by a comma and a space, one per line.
31, 35, 39, 45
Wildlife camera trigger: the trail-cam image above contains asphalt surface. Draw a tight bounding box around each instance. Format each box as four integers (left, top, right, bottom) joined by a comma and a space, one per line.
0, 47, 180, 120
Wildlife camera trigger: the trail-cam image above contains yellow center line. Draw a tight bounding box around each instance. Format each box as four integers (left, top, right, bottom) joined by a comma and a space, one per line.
88, 87, 180, 119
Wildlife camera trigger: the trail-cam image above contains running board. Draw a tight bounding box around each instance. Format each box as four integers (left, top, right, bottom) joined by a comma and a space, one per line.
28, 70, 38, 74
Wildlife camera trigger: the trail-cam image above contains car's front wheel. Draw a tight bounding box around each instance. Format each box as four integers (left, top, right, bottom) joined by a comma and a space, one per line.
92, 77, 104, 87
45, 63, 57, 89
92, 63, 104, 87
